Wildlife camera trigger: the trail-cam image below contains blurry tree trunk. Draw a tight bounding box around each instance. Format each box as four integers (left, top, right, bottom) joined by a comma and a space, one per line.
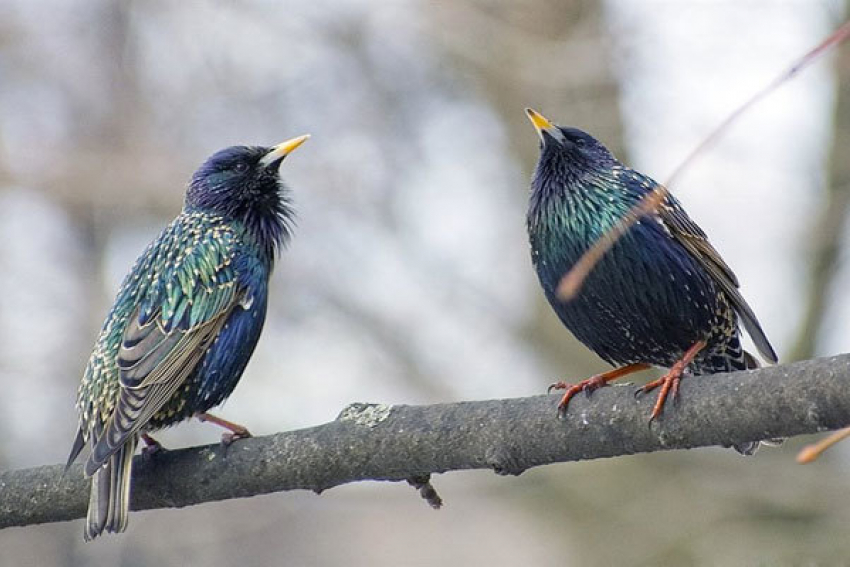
790, 37, 850, 361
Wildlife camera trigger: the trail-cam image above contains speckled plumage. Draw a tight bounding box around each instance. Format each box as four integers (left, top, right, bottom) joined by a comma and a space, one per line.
67, 137, 308, 540
524, 110, 777, 429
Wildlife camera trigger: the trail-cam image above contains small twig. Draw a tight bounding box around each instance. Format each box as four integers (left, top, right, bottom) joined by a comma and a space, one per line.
797, 426, 850, 463
407, 475, 443, 509
557, 19, 850, 301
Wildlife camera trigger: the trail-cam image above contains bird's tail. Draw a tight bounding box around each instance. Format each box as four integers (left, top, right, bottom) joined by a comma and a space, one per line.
743, 350, 760, 371
85, 434, 137, 541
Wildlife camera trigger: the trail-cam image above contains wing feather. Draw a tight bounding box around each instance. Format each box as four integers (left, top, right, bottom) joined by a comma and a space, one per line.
656, 197, 778, 364
85, 223, 244, 474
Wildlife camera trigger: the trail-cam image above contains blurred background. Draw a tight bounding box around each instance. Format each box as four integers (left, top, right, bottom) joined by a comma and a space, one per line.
1, 0, 849, 565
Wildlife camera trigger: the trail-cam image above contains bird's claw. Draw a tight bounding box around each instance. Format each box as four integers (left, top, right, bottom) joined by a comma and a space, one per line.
142, 442, 165, 457
220, 429, 252, 447
641, 373, 682, 421
552, 364, 652, 420
198, 412, 252, 447
141, 433, 166, 461
547, 381, 567, 394
556, 404, 568, 420
553, 375, 609, 419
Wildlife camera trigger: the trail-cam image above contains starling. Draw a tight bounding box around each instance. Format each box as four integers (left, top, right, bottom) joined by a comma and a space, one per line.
524, 109, 777, 443
66, 135, 309, 540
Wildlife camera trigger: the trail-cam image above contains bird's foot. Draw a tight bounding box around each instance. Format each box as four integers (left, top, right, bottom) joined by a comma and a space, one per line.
197, 412, 253, 447
635, 341, 706, 422
220, 430, 252, 447
550, 363, 651, 419
550, 375, 610, 419
141, 433, 166, 460
636, 370, 683, 422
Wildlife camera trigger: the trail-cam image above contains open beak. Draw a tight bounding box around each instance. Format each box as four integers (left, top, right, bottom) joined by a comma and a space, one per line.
260, 134, 311, 168
525, 108, 558, 142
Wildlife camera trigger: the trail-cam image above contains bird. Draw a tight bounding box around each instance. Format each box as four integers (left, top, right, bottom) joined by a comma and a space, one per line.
66, 134, 309, 540
524, 108, 777, 449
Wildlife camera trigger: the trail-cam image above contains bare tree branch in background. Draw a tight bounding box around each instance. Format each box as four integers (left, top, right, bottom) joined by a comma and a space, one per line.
2, 354, 849, 531
557, 19, 850, 301
790, 44, 850, 362
794, 48, 850, 461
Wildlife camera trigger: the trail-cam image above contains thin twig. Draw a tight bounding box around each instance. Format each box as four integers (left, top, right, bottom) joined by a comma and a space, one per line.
557, 20, 850, 301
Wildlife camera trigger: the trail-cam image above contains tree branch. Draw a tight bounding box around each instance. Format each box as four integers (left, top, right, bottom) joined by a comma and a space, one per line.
3, 354, 850, 530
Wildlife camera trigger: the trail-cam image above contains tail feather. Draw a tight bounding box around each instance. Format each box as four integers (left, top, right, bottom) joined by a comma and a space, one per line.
732, 440, 760, 456
106, 437, 136, 533
84, 434, 137, 541
65, 427, 86, 474
736, 302, 778, 365
743, 350, 760, 370
85, 459, 110, 541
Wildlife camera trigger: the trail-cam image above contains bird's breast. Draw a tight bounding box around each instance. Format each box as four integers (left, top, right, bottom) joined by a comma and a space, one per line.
182, 288, 269, 418
531, 210, 725, 367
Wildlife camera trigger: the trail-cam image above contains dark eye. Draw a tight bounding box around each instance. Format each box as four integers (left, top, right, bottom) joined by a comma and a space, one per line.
574, 138, 586, 147
233, 161, 249, 173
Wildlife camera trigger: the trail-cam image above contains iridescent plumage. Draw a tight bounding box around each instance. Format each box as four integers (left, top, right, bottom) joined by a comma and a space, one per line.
524, 109, 776, 447
67, 136, 308, 540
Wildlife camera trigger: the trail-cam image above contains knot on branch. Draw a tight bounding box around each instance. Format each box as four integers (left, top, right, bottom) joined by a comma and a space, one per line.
407, 474, 443, 509
485, 445, 527, 477
337, 402, 393, 427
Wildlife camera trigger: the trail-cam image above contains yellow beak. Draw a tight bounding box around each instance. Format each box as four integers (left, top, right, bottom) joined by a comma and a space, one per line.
525, 108, 556, 138
260, 134, 310, 167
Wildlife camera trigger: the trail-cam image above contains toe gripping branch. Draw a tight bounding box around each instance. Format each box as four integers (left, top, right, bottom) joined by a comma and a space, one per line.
550, 341, 707, 422
635, 340, 707, 422
550, 363, 650, 419
197, 413, 252, 446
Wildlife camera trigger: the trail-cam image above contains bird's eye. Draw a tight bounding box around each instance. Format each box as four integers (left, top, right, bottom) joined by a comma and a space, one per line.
574, 138, 586, 147
233, 161, 249, 173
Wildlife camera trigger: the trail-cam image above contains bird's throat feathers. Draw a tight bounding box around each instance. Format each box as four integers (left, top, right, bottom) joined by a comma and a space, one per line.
529, 159, 627, 234
186, 176, 294, 262
532, 136, 615, 199
240, 185, 294, 261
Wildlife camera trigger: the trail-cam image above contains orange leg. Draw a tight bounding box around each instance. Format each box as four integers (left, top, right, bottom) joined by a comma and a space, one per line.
550, 363, 651, 418
797, 427, 850, 464
197, 412, 252, 446
637, 340, 706, 421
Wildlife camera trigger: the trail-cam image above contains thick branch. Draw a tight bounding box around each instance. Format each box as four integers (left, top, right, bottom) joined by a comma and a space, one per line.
2, 354, 850, 530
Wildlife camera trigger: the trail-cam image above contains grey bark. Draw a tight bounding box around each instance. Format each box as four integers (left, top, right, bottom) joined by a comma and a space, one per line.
2, 354, 850, 531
